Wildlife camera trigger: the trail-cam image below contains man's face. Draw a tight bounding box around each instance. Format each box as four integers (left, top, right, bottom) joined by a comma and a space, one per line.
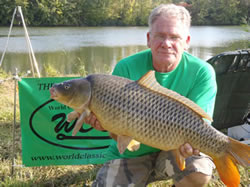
147, 16, 190, 72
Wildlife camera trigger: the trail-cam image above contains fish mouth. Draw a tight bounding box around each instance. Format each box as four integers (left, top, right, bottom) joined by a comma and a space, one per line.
49, 87, 58, 99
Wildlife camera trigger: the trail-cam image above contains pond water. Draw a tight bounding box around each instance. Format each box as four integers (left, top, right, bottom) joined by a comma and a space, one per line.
0, 26, 249, 76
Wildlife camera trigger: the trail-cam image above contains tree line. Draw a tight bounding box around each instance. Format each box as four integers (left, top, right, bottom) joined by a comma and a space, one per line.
0, 0, 249, 26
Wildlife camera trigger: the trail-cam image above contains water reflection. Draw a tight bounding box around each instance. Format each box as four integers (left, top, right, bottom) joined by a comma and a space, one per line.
0, 26, 249, 76
1, 45, 148, 75
190, 26, 250, 48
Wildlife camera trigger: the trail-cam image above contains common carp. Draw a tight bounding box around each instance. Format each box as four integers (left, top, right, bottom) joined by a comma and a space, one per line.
50, 71, 250, 187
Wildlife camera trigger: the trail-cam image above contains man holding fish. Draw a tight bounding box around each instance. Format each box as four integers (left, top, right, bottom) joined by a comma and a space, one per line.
51, 3, 250, 187
87, 3, 217, 187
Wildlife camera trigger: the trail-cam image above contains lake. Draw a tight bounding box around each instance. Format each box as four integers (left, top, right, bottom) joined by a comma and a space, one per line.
0, 26, 249, 76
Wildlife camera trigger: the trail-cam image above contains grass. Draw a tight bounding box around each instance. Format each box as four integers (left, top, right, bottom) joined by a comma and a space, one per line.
241, 24, 250, 32
0, 67, 249, 186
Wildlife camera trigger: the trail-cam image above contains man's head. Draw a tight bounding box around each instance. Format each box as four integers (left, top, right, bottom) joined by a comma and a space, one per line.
147, 4, 191, 72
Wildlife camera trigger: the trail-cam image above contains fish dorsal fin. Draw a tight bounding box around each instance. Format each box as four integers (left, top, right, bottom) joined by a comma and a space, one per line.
137, 71, 213, 122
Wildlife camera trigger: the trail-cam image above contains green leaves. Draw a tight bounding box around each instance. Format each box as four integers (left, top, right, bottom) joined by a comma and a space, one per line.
0, 0, 249, 26
189, 0, 249, 25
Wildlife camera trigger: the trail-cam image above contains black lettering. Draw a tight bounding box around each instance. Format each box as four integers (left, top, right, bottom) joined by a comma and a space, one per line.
64, 120, 75, 133
52, 113, 67, 132
38, 83, 53, 91
52, 113, 75, 133
51, 113, 92, 134
48, 105, 54, 110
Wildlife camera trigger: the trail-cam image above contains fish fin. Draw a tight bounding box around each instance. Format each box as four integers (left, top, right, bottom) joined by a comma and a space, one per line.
72, 109, 90, 136
228, 137, 250, 167
117, 136, 140, 154
212, 137, 250, 187
117, 135, 132, 154
172, 149, 186, 171
67, 111, 79, 122
212, 154, 240, 187
127, 139, 141, 152
137, 71, 212, 122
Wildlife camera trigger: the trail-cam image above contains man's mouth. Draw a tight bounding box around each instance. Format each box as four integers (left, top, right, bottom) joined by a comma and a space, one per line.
159, 50, 174, 55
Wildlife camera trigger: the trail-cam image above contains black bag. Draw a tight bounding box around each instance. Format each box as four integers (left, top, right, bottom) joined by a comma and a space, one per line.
207, 49, 250, 130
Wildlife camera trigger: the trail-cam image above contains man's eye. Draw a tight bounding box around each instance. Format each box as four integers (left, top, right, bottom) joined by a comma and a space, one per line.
170, 35, 181, 41
155, 34, 164, 39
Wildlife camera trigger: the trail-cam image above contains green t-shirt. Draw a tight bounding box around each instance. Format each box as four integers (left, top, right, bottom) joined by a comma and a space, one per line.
106, 49, 217, 160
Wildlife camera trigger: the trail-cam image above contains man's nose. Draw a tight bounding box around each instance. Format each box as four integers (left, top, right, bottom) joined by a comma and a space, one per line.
161, 37, 172, 47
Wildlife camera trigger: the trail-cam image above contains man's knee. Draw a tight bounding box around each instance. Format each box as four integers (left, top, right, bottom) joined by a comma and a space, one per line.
175, 172, 211, 187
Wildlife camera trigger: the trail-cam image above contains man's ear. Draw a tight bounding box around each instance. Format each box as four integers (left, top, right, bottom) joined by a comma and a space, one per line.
184, 35, 191, 50
147, 32, 151, 48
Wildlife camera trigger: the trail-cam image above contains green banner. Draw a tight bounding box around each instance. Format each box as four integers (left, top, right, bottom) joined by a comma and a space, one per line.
19, 77, 112, 167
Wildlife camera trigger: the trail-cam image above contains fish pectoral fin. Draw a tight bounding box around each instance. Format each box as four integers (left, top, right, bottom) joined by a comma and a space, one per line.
127, 139, 141, 152
117, 135, 131, 154
117, 136, 140, 154
67, 111, 80, 122
72, 109, 90, 136
172, 149, 186, 171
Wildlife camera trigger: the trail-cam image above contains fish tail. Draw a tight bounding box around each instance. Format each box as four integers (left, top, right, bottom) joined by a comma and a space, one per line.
228, 137, 250, 167
212, 137, 250, 187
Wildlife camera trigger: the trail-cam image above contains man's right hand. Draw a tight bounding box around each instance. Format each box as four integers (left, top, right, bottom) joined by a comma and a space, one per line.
84, 112, 105, 131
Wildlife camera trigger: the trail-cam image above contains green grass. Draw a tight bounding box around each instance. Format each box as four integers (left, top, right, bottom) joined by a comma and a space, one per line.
0, 69, 249, 186
241, 24, 250, 32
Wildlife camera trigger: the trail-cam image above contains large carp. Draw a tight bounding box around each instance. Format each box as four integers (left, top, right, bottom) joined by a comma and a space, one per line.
50, 71, 250, 187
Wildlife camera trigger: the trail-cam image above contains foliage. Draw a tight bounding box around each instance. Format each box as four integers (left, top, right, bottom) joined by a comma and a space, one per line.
188, 0, 249, 25
0, 0, 249, 26
0, 68, 10, 79
72, 57, 88, 77
43, 63, 62, 77
0, 0, 16, 25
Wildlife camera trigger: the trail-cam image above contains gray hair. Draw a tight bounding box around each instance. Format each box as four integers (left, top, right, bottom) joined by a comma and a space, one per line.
148, 4, 191, 32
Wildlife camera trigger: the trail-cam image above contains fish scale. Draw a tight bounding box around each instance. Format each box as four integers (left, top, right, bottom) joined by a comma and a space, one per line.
87, 74, 229, 154
50, 70, 250, 187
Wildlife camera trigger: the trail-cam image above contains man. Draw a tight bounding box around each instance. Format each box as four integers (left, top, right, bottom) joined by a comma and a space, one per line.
86, 4, 217, 187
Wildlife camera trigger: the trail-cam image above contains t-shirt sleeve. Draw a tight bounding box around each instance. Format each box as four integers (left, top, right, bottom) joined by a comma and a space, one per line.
188, 64, 217, 119
112, 60, 130, 78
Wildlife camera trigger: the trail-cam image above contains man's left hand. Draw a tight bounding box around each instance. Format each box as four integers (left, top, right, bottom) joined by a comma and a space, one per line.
179, 143, 200, 158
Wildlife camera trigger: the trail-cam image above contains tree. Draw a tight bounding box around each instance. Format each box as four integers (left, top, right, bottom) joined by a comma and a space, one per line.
0, 0, 248, 26
0, 0, 16, 25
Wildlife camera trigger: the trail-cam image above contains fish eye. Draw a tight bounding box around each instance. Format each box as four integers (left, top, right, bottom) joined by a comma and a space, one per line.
64, 84, 70, 90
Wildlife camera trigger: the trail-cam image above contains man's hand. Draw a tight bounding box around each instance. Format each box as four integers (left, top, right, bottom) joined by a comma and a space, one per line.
84, 113, 118, 140
179, 143, 200, 158
84, 112, 105, 131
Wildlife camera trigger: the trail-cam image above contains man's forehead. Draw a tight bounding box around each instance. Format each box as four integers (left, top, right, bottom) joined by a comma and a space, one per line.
152, 17, 188, 31
151, 24, 187, 35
